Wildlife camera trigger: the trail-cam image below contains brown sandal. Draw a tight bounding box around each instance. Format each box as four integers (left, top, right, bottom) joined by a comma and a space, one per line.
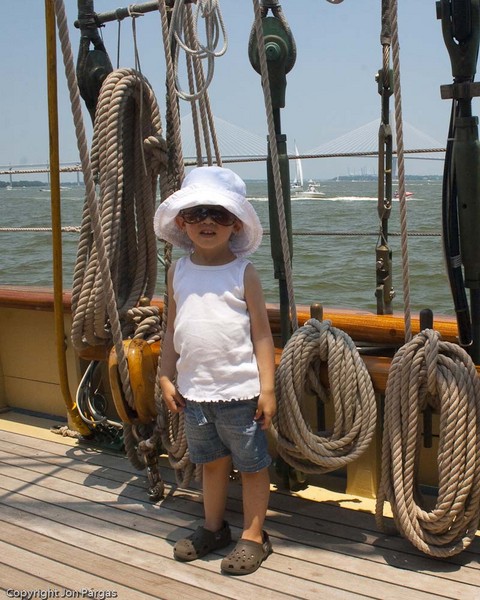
221, 531, 273, 575
174, 521, 231, 562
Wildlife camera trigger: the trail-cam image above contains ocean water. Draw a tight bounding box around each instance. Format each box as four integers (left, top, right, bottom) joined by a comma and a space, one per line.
0, 179, 455, 317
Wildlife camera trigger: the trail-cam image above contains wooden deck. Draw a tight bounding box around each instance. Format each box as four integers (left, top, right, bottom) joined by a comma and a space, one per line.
0, 414, 479, 600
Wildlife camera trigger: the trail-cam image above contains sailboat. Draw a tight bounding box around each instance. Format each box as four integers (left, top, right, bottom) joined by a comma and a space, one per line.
291, 147, 325, 198
6, 170, 13, 191
290, 143, 304, 195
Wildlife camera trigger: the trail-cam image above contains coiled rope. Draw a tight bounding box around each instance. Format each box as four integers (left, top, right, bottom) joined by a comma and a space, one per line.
273, 319, 377, 473
251, 0, 378, 475
71, 67, 166, 352
376, 329, 480, 557
373, 0, 480, 558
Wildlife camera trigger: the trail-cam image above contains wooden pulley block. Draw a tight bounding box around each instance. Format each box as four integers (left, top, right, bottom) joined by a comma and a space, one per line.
108, 339, 161, 424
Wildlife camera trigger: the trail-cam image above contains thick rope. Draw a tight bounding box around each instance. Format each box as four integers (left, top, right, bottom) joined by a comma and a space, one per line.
375, 3, 480, 557
55, 0, 170, 478
376, 329, 480, 557
273, 319, 377, 472
71, 68, 166, 357
125, 304, 162, 343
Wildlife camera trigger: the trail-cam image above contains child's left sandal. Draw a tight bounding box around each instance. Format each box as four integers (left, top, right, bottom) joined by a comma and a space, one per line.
220, 531, 273, 575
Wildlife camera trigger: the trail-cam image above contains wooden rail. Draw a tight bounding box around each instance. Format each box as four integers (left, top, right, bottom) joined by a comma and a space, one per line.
0, 285, 464, 395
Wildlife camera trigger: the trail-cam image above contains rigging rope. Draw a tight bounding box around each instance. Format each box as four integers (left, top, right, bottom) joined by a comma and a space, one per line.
55, 0, 170, 481
376, 329, 480, 557
251, 0, 298, 332
273, 319, 377, 473
390, 0, 412, 342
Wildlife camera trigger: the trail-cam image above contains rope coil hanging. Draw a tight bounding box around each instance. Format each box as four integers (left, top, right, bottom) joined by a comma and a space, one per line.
71, 67, 166, 352
273, 319, 377, 473
376, 328, 480, 557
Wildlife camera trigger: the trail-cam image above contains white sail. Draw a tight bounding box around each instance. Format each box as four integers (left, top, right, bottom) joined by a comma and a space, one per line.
291, 143, 304, 195
294, 143, 303, 187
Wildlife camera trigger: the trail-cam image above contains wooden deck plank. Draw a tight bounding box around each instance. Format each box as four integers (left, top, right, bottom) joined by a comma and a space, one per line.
0, 471, 374, 600
0, 562, 64, 593
1, 450, 476, 599
0, 469, 365, 600
0, 502, 363, 600
0, 518, 230, 600
1, 433, 479, 584
0, 435, 477, 600
0, 540, 166, 600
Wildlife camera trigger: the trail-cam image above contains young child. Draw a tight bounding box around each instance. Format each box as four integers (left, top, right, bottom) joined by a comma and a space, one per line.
154, 166, 276, 575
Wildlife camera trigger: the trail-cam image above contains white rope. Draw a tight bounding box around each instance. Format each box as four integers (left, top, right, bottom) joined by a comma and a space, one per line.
169, 0, 227, 101
0, 226, 80, 233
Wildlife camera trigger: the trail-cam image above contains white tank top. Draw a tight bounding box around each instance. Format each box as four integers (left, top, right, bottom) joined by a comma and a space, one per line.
173, 255, 260, 402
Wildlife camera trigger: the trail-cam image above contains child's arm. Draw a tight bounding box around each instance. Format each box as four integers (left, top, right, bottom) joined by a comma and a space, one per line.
159, 262, 184, 413
244, 263, 276, 429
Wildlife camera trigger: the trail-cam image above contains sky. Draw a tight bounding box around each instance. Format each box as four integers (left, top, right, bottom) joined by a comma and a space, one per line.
0, 1, 461, 181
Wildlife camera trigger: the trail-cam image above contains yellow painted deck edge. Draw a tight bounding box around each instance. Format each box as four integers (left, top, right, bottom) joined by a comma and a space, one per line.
0, 411, 80, 447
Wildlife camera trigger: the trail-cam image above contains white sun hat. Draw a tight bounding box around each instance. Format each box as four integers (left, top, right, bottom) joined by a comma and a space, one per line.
153, 166, 263, 258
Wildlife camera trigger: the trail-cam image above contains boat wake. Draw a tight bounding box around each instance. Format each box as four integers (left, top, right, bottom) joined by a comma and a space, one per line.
333, 196, 378, 201
295, 195, 379, 202
249, 195, 379, 202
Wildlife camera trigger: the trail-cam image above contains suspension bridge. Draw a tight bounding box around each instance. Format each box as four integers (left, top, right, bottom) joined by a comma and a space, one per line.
0, 115, 445, 183
180, 113, 446, 163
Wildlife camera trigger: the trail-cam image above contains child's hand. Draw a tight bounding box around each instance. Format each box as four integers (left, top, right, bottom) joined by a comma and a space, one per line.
255, 391, 276, 430
160, 377, 185, 413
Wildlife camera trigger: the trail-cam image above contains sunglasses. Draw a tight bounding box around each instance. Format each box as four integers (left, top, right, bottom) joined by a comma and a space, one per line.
179, 206, 237, 227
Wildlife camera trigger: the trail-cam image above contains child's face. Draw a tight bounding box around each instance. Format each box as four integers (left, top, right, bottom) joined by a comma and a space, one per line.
175, 205, 243, 251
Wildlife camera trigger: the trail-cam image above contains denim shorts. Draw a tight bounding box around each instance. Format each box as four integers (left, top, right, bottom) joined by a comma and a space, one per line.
183, 398, 271, 473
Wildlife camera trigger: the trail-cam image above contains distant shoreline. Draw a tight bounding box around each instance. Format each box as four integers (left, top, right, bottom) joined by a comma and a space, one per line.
241, 175, 443, 183
1, 174, 443, 188
330, 175, 442, 182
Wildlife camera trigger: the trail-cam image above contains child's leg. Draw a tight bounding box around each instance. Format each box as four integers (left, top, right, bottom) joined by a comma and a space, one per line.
240, 466, 270, 543
203, 455, 232, 531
